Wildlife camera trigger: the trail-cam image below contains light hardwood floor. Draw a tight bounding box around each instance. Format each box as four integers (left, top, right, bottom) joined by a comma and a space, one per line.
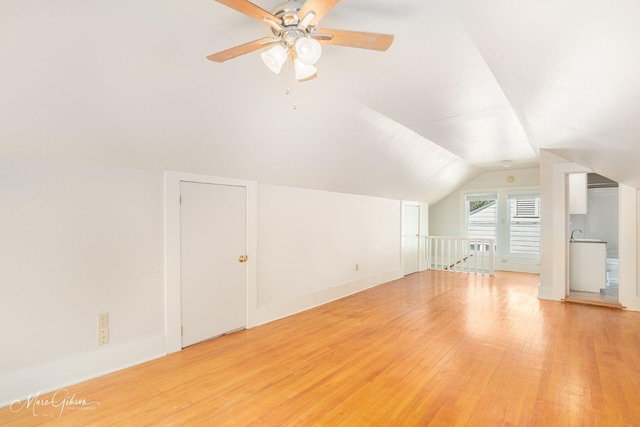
3, 270, 640, 426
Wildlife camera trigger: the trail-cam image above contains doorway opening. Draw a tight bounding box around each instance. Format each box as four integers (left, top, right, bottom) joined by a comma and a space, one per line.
567, 172, 621, 306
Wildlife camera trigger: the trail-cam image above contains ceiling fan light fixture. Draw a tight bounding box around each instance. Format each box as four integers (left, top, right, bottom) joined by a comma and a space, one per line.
294, 58, 317, 80
261, 44, 288, 74
208, 0, 395, 81
294, 37, 322, 65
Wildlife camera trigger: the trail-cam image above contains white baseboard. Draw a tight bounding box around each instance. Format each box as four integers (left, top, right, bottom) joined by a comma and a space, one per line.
0, 333, 166, 408
496, 258, 540, 274
255, 269, 402, 326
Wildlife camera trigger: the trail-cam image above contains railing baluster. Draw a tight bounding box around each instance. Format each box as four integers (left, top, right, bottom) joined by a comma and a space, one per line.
433, 237, 436, 270
489, 239, 495, 275
423, 236, 494, 275
453, 239, 458, 272
474, 239, 478, 274
481, 240, 486, 274
465, 239, 469, 274
426, 237, 430, 270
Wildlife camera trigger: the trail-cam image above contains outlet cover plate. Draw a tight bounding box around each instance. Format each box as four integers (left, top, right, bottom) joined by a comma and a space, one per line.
98, 328, 109, 346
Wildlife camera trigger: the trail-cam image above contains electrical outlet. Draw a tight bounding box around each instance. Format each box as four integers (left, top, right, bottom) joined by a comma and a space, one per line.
355, 263, 359, 271
98, 328, 109, 346
98, 313, 109, 329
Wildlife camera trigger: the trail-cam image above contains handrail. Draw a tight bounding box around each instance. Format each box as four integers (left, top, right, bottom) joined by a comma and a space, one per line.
425, 236, 495, 275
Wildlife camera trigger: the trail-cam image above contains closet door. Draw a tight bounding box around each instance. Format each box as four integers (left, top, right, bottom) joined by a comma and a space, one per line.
180, 181, 247, 347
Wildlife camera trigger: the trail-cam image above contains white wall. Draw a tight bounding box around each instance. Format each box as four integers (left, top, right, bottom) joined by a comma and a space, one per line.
618, 184, 637, 310
538, 150, 640, 309
585, 188, 619, 252
569, 188, 619, 255
429, 167, 540, 273
255, 184, 402, 323
0, 160, 407, 406
0, 157, 165, 405
538, 150, 569, 298
430, 168, 540, 237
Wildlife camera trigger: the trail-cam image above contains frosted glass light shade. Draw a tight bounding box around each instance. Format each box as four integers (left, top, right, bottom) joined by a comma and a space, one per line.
294, 38, 321, 65
294, 59, 317, 80
261, 45, 287, 74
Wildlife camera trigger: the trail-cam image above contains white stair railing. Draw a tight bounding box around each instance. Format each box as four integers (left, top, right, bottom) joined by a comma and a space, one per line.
425, 236, 495, 275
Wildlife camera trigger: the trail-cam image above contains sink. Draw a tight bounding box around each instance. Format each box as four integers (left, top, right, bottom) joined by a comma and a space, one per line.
571, 238, 606, 243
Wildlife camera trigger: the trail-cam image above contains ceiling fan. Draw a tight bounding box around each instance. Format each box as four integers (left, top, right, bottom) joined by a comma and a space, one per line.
207, 0, 394, 81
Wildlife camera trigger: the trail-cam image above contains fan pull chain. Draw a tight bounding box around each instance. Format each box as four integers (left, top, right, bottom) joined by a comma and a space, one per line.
284, 61, 297, 110
286, 87, 296, 110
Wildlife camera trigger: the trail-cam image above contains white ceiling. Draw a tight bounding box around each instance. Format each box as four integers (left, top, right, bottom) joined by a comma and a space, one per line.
1, 0, 639, 202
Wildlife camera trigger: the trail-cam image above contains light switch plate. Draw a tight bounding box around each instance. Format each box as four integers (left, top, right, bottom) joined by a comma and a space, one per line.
98, 313, 108, 329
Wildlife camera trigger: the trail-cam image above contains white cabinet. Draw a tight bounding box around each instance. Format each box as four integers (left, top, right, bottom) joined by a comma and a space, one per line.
569, 173, 588, 214
570, 241, 606, 292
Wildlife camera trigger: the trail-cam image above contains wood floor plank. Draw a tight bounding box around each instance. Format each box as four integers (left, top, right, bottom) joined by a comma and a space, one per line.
3, 270, 640, 426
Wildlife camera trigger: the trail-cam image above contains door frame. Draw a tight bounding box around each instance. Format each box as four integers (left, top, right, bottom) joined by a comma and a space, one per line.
164, 172, 258, 354
402, 204, 420, 275
401, 201, 429, 274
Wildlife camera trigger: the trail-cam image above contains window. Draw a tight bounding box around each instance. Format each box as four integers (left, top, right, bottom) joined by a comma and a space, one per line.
508, 193, 540, 254
465, 191, 541, 258
513, 199, 539, 218
462, 190, 540, 273
466, 193, 497, 245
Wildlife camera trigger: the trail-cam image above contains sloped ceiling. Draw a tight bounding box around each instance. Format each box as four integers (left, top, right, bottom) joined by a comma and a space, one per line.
1, 0, 638, 202
451, 0, 640, 188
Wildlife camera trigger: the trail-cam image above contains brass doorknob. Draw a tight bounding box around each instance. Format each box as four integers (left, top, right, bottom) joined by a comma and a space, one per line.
238, 255, 248, 263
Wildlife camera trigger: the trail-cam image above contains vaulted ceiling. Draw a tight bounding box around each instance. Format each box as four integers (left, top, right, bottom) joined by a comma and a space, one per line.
2, 0, 639, 202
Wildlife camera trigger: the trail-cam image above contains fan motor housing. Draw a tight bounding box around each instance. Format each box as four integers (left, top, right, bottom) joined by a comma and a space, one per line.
206, 0, 393, 66
269, 0, 315, 43
272, 0, 304, 27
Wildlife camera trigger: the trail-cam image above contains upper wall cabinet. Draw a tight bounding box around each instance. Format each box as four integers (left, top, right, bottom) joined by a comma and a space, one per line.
569, 173, 587, 215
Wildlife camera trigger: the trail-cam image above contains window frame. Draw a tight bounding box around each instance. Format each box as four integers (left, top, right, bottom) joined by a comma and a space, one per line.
461, 188, 541, 262
508, 192, 541, 255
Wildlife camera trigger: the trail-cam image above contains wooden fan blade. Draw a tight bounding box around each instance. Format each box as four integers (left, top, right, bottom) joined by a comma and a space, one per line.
297, 0, 341, 27
207, 37, 274, 62
216, 0, 282, 26
317, 28, 394, 51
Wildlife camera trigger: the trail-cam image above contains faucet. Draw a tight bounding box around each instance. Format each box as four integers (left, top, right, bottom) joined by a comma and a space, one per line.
570, 229, 583, 241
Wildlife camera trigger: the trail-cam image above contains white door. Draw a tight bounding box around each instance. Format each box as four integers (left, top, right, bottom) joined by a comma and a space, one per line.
180, 181, 247, 348
403, 205, 420, 275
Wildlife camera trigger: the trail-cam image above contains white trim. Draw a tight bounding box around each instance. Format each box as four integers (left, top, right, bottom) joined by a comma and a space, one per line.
460, 186, 539, 197
619, 184, 638, 309
401, 200, 429, 273
255, 269, 402, 326
0, 333, 165, 408
538, 163, 591, 301
164, 172, 258, 354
